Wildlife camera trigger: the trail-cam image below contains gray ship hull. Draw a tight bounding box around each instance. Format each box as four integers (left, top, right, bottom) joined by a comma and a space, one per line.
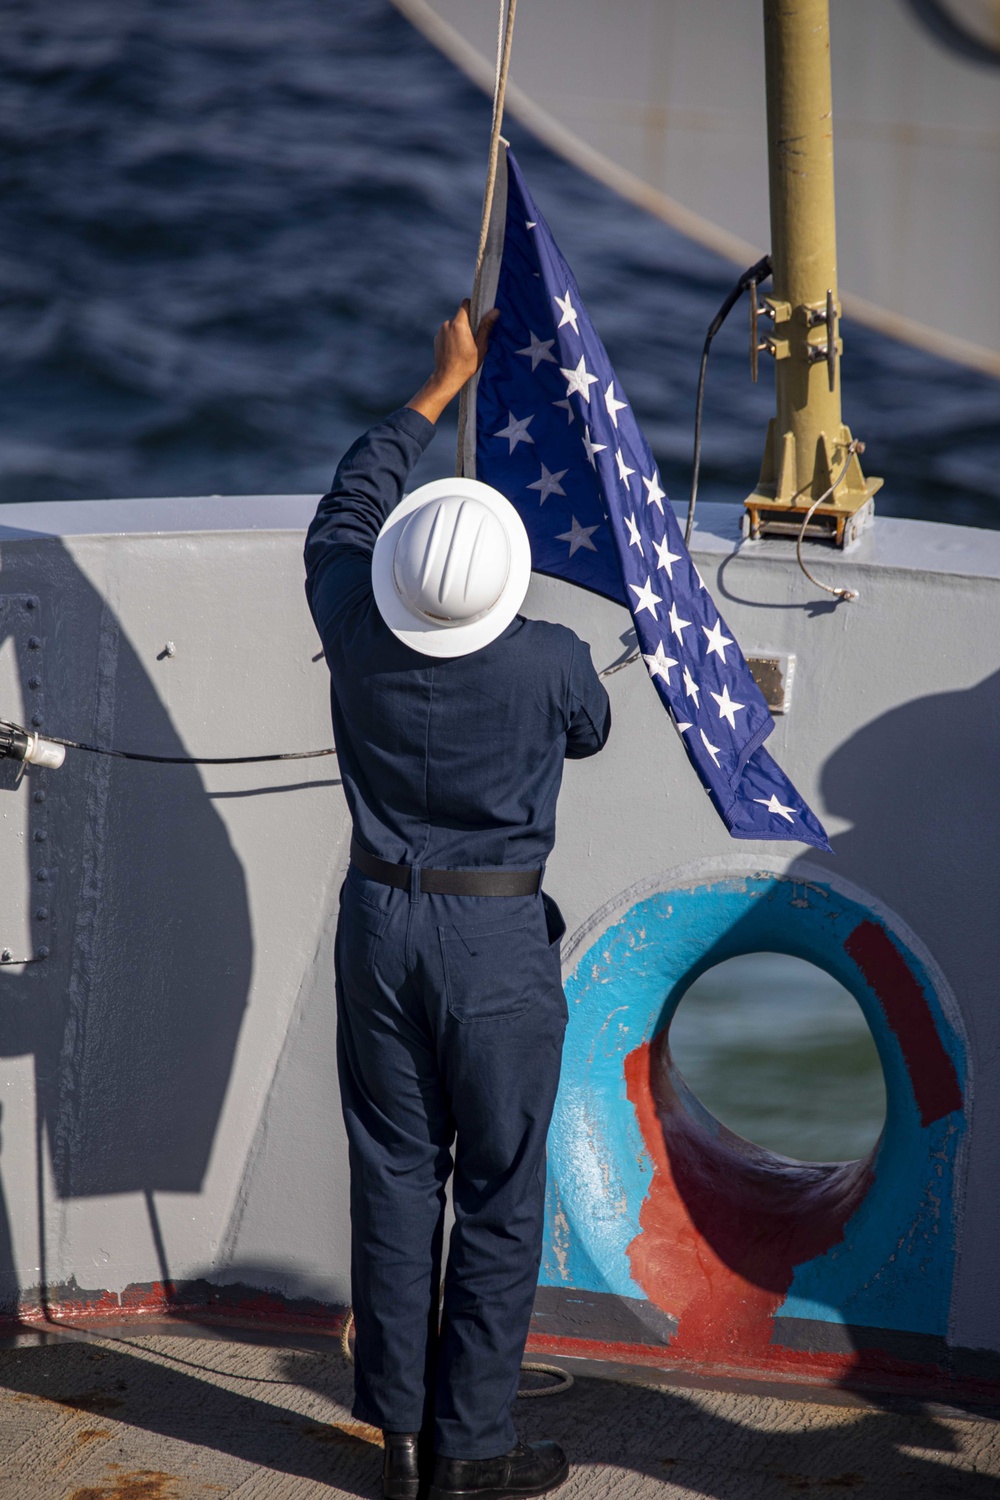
0, 497, 997, 1405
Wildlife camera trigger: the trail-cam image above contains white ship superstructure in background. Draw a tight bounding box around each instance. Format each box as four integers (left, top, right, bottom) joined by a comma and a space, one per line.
394, 0, 1000, 376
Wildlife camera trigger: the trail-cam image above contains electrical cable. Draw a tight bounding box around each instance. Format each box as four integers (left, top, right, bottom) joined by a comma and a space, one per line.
45, 736, 336, 765
794, 440, 863, 602
0, 718, 336, 767
594, 256, 770, 681
686, 254, 772, 545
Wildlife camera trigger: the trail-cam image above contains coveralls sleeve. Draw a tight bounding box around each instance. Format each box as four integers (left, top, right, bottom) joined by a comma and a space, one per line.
565, 634, 612, 760
303, 406, 435, 640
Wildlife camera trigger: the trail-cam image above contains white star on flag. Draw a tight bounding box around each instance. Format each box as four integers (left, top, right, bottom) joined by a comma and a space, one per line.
668, 601, 691, 640
560, 355, 599, 403
615, 449, 635, 484
754, 794, 796, 823
700, 729, 722, 767
604, 381, 628, 428
653, 535, 682, 580
642, 641, 678, 684
643, 472, 666, 514
710, 684, 745, 730
494, 411, 534, 453
516, 331, 556, 370
582, 427, 606, 467
629, 577, 661, 618
466, 147, 832, 854
557, 515, 599, 556
703, 619, 734, 662
624, 512, 643, 552
554, 290, 580, 334
527, 463, 568, 504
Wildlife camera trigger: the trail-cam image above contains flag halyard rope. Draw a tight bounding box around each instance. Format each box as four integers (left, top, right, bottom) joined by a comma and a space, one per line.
455, 0, 518, 475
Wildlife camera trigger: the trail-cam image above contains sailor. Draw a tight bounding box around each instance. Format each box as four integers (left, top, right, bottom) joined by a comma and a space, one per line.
304, 301, 611, 1500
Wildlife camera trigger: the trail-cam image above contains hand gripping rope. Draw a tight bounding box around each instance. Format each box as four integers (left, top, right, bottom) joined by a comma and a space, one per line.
454, 0, 517, 476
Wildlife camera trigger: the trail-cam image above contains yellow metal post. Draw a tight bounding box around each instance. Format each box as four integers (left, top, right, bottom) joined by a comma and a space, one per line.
745, 0, 881, 544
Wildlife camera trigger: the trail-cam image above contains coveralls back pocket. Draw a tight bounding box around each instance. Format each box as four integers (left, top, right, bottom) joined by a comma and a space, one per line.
441, 910, 556, 1023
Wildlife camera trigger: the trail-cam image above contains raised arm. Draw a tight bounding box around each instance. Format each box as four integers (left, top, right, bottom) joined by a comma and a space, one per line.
304, 301, 499, 635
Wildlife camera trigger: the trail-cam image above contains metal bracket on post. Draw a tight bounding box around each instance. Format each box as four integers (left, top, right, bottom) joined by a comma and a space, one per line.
804, 290, 841, 393
755, 296, 791, 364
749, 286, 778, 384
750, 279, 758, 383
747, 287, 874, 545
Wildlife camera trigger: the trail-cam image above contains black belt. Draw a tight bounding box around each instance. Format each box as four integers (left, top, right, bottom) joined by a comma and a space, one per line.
350, 837, 541, 897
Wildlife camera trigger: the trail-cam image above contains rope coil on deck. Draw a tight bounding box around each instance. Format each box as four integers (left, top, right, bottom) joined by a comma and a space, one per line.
339, 1306, 573, 1399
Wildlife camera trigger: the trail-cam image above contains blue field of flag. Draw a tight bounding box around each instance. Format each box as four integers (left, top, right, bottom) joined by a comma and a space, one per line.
474, 148, 830, 851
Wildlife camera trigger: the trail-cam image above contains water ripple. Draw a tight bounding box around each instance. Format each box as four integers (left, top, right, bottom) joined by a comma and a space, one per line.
0, 0, 997, 520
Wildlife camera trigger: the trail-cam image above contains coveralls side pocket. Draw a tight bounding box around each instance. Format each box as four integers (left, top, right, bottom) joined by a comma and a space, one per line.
541, 891, 566, 950
440, 915, 539, 1023
340, 870, 392, 983
541, 892, 570, 1027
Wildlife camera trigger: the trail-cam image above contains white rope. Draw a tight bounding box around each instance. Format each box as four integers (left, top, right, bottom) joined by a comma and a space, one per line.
475, 0, 516, 296
486, 0, 507, 185
340, 1305, 355, 1363
517, 1361, 575, 1398
455, 0, 518, 475
794, 440, 863, 602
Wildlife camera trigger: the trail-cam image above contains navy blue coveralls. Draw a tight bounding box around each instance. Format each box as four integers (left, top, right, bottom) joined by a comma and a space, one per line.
304, 408, 611, 1460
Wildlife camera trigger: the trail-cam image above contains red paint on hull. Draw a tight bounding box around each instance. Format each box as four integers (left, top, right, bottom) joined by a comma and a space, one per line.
8, 1280, 352, 1340
525, 1331, 1000, 1408
623, 1034, 873, 1368
845, 920, 961, 1125
5, 1282, 999, 1408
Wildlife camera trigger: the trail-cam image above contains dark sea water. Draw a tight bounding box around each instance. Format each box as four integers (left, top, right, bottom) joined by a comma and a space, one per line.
0, 0, 976, 1160
1, 0, 999, 521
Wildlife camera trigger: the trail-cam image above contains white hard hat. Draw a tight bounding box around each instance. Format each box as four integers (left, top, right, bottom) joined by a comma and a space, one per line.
372, 478, 532, 658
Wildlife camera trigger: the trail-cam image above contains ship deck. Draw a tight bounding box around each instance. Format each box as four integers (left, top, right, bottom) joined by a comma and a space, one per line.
2, 1330, 999, 1498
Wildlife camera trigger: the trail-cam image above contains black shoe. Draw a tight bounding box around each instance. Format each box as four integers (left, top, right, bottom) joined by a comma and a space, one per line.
427, 1440, 568, 1500
383, 1431, 422, 1500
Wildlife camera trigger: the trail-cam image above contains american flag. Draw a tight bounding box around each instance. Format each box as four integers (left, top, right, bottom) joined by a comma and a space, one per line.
471, 148, 830, 852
